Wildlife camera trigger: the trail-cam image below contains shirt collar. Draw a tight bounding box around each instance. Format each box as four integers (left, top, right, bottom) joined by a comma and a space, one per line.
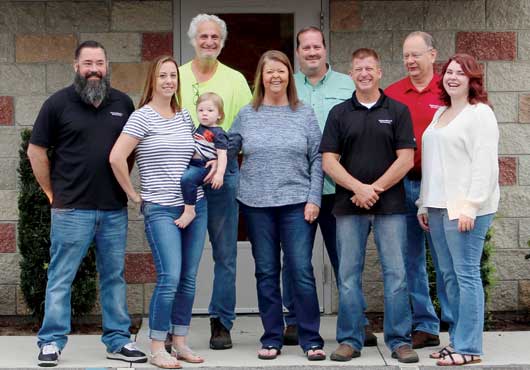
350, 88, 387, 110
404, 74, 440, 94
303, 64, 331, 86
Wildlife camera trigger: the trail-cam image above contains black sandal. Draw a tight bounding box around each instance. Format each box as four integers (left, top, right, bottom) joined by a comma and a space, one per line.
258, 346, 281, 360
430, 345, 455, 359
306, 346, 326, 361
436, 353, 482, 366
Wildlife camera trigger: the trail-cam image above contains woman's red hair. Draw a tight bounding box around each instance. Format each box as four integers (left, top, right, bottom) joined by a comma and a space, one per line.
438, 53, 491, 107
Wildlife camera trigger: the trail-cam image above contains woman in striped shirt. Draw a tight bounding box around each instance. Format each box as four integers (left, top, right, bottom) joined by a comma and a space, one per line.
110, 55, 210, 369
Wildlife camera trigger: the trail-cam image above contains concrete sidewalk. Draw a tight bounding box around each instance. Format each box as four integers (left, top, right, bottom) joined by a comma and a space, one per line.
1, 316, 530, 369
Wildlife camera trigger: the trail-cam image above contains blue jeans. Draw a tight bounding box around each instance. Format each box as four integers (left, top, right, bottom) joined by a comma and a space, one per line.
282, 194, 336, 325
205, 159, 239, 330
427, 208, 494, 355
241, 202, 324, 352
181, 159, 209, 205
282, 194, 370, 328
38, 208, 131, 352
336, 213, 412, 352
403, 177, 447, 335
143, 199, 208, 340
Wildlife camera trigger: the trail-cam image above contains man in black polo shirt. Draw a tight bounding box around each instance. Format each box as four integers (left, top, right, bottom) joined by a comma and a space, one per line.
320, 48, 418, 363
27, 41, 146, 367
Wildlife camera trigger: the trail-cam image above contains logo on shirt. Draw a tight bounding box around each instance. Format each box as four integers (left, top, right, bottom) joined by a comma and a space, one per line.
378, 119, 393, 125
429, 104, 443, 110
110, 111, 123, 117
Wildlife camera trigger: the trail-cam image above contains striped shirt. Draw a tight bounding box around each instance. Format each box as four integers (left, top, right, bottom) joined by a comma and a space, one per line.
122, 105, 203, 206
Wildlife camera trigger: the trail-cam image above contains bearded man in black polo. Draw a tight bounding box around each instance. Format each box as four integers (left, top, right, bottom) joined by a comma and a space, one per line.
28, 40, 146, 367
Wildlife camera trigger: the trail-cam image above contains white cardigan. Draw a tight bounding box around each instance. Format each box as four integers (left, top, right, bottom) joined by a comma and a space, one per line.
417, 103, 500, 220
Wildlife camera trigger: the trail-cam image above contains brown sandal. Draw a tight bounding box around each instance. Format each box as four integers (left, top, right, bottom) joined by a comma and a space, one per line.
437, 353, 482, 366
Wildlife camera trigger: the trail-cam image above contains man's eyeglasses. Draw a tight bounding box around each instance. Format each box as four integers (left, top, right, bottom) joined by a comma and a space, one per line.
193, 82, 200, 105
402, 48, 433, 61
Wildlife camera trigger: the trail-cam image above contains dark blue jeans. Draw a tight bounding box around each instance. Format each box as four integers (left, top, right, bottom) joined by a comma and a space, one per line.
282, 194, 337, 326
241, 202, 324, 352
181, 159, 209, 205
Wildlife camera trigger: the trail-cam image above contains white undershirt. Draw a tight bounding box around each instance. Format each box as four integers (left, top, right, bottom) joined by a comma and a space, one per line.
360, 101, 377, 109
421, 123, 447, 208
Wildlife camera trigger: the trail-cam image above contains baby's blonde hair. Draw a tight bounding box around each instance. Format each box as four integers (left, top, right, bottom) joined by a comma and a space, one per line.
196, 92, 225, 124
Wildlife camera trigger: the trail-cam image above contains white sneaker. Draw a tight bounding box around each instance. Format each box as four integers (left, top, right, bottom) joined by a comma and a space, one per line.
38, 343, 61, 367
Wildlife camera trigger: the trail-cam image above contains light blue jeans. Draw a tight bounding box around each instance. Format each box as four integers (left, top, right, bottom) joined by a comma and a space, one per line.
427, 208, 494, 355
205, 159, 239, 330
336, 213, 412, 352
143, 199, 208, 340
38, 208, 131, 352
403, 177, 448, 335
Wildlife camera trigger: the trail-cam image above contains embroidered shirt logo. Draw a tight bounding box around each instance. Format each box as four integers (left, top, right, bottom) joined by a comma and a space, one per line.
110, 111, 123, 117
378, 119, 393, 125
429, 104, 443, 110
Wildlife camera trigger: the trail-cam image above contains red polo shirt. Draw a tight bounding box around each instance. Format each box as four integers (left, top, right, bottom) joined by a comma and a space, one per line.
385, 75, 444, 177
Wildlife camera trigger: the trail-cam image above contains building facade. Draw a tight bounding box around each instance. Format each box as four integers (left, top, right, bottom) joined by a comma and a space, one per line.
0, 0, 529, 317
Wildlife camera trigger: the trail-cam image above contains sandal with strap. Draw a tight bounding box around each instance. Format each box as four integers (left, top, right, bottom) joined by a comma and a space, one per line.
436, 353, 482, 366
150, 350, 182, 369
430, 345, 455, 359
258, 346, 281, 360
171, 345, 204, 363
306, 346, 326, 361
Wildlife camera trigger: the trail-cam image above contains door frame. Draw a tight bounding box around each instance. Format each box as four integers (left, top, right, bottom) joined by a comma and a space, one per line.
172, 0, 334, 314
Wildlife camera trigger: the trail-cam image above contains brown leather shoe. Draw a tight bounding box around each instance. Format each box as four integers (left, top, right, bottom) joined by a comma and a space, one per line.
282, 324, 298, 346
364, 326, 378, 347
412, 330, 440, 349
330, 343, 361, 362
391, 345, 419, 363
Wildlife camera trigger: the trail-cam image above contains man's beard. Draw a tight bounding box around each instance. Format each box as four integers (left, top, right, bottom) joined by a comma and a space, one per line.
74, 71, 111, 106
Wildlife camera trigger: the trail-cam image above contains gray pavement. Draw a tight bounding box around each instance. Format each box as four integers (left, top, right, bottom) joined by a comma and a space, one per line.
1, 316, 530, 369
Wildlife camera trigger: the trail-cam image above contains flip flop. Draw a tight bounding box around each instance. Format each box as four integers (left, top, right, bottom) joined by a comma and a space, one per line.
258, 346, 281, 360
306, 347, 326, 361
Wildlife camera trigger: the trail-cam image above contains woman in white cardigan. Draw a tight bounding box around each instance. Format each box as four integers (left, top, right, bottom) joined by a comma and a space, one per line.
416, 53, 499, 366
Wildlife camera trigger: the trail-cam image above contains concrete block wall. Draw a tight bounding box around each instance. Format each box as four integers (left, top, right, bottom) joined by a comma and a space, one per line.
329, 0, 530, 312
0, 0, 529, 317
0, 0, 173, 317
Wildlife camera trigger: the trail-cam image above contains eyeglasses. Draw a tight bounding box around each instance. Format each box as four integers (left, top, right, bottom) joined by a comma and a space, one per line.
192, 82, 200, 105
402, 48, 433, 61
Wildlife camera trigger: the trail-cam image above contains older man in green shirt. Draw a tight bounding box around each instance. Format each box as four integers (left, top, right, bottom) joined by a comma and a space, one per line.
281, 26, 377, 348
179, 13, 252, 351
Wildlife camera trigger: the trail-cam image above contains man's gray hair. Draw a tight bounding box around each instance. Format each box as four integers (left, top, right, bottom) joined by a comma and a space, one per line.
405, 31, 435, 49
188, 14, 228, 48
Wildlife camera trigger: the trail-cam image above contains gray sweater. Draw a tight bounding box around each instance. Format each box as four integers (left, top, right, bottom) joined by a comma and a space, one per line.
229, 104, 323, 208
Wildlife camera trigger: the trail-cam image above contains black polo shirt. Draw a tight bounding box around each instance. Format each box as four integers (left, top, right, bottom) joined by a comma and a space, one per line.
30, 85, 135, 210
319, 89, 416, 215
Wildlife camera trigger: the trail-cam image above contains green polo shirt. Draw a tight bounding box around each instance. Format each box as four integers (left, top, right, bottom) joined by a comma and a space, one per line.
179, 61, 252, 130
295, 66, 354, 195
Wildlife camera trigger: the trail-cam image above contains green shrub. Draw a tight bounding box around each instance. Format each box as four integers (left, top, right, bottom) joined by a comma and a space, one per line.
18, 129, 97, 320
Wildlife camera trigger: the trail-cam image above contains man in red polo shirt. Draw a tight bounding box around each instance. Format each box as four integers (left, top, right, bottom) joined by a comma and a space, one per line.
385, 31, 452, 349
